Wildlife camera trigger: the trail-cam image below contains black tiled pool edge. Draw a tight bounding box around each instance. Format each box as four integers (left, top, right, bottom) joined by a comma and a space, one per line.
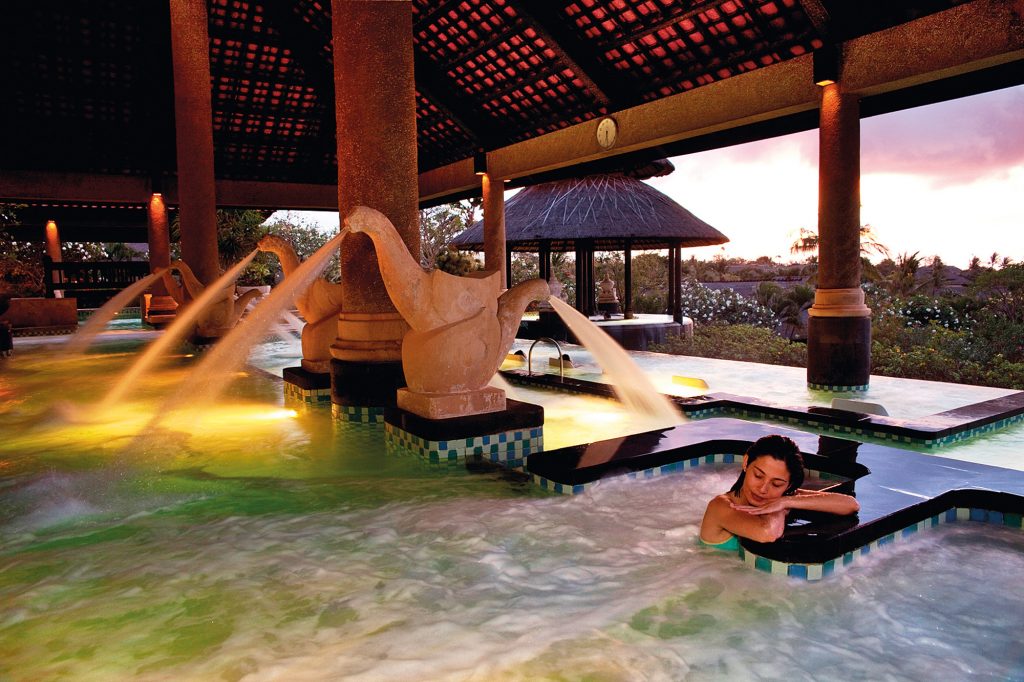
522, 417, 1024, 580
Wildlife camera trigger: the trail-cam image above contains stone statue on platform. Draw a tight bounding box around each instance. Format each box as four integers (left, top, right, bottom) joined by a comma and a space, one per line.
597, 272, 621, 319
343, 206, 549, 419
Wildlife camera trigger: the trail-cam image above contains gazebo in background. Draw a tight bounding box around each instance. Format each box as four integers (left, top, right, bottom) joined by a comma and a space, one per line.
453, 160, 727, 346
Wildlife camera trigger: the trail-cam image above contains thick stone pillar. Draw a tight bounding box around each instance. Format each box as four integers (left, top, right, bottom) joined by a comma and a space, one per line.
482, 171, 506, 286
330, 0, 418, 412
168, 0, 219, 287
44, 220, 61, 264
145, 192, 178, 324
44, 220, 62, 296
808, 83, 872, 390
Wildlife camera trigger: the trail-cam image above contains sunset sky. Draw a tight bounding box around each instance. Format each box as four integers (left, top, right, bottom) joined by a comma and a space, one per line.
291, 84, 1023, 270
646, 84, 1024, 267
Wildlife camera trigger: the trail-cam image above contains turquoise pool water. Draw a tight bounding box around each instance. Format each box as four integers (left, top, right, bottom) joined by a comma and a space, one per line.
2, 335, 1023, 680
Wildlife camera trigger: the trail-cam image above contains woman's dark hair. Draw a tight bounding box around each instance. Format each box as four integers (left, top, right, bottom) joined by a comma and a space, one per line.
729, 435, 804, 496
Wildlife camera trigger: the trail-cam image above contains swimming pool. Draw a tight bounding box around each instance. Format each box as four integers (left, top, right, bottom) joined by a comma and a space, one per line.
2, 336, 1023, 679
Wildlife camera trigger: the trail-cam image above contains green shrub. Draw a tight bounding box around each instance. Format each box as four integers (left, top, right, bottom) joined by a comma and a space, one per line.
651, 323, 807, 367
678, 279, 777, 328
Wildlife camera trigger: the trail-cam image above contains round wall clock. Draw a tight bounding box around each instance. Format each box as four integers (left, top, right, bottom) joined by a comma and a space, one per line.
596, 117, 618, 149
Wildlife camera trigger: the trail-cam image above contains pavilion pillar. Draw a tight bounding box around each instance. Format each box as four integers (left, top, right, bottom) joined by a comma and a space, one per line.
329, 0, 418, 411
671, 246, 683, 323
44, 220, 62, 296
667, 245, 676, 320
583, 243, 595, 317
482, 172, 506, 287
574, 246, 585, 312
505, 248, 513, 289
807, 83, 871, 390
145, 192, 178, 324
624, 241, 634, 319
539, 243, 551, 282
44, 220, 61, 265
168, 0, 219, 288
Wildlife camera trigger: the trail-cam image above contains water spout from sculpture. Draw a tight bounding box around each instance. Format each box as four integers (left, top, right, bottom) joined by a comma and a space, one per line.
157, 229, 349, 415
64, 270, 167, 355
256, 234, 344, 373
548, 297, 681, 426
98, 250, 259, 410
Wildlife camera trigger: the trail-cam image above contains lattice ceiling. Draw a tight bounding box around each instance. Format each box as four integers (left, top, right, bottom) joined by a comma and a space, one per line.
0, 0, 975, 188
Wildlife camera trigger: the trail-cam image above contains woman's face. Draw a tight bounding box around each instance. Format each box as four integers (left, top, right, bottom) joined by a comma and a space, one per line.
739, 454, 791, 506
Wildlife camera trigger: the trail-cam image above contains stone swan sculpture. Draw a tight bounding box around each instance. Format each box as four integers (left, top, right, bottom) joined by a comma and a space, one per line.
160, 261, 264, 339
343, 205, 550, 418
256, 234, 344, 373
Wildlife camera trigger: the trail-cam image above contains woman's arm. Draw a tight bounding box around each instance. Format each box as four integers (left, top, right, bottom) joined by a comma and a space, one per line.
701, 495, 787, 544
731, 489, 860, 516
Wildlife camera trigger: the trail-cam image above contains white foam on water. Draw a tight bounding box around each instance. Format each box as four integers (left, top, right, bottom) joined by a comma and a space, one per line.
5, 465, 1022, 681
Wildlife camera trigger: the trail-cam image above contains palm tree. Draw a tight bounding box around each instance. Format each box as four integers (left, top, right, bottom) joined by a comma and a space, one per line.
775, 284, 815, 340
921, 255, 949, 295
885, 252, 922, 297
789, 224, 888, 259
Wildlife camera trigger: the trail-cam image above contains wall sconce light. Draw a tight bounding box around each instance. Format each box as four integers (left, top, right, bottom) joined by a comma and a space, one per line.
473, 149, 487, 176
813, 43, 839, 86
151, 174, 164, 197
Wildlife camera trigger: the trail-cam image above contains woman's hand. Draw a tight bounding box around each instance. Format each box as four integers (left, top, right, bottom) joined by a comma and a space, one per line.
730, 499, 788, 515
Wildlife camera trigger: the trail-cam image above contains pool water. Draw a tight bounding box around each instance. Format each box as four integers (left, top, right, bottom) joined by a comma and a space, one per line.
2, 337, 1024, 680
509, 339, 1024, 472
510, 339, 1017, 420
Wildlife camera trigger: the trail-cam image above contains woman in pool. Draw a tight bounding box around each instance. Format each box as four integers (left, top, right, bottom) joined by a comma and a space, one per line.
699, 434, 860, 549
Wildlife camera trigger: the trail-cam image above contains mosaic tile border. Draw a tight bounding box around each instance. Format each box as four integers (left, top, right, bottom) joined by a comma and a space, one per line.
530, 452, 741, 496
386, 422, 542, 466
720, 406, 1024, 450
284, 381, 332, 404
741, 507, 1024, 581
77, 307, 141, 321
807, 382, 869, 392
331, 403, 385, 424
10, 326, 78, 337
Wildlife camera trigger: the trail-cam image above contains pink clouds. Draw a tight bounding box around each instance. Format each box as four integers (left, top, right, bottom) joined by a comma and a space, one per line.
859, 86, 1024, 187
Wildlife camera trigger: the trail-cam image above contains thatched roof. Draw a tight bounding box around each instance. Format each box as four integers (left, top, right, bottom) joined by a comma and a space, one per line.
453, 166, 728, 252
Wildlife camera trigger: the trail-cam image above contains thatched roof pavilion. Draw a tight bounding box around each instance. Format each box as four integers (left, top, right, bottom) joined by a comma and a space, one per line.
454, 160, 727, 252
453, 160, 727, 320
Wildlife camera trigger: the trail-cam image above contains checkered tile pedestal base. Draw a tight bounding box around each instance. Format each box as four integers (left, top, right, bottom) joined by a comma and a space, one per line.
386, 422, 542, 467
282, 366, 332, 405
383, 399, 544, 467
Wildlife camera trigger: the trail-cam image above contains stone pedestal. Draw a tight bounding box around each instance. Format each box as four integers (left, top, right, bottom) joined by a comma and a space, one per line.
397, 385, 505, 420
143, 294, 178, 328
384, 399, 544, 467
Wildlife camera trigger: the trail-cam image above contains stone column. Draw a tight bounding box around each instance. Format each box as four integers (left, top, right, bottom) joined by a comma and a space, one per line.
482, 171, 506, 286
168, 0, 219, 288
44, 220, 61, 264
807, 83, 871, 390
145, 192, 178, 324
44, 220, 62, 296
330, 0, 418, 409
